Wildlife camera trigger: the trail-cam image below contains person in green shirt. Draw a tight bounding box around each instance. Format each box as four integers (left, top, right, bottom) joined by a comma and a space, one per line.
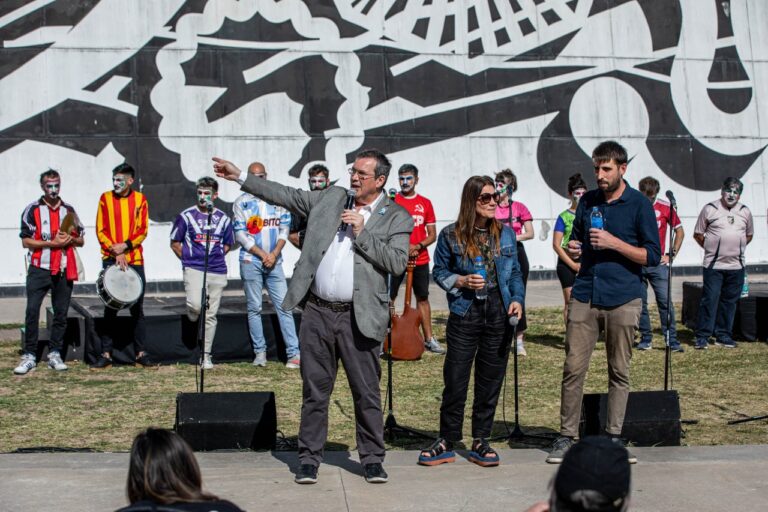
552, 173, 587, 325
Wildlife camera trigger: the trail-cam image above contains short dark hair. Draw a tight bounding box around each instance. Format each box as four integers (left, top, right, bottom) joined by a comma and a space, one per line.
592, 140, 628, 166
356, 148, 391, 181
308, 164, 329, 179
196, 176, 219, 192
722, 176, 744, 193
638, 176, 660, 197
495, 169, 517, 192
398, 163, 419, 176
112, 163, 135, 178
567, 173, 587, 195
39, 168, 60, 184
127, 428, 219, 505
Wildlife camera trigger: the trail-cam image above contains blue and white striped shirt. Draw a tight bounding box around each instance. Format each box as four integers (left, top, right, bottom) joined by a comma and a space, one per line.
232, 193, 290, 263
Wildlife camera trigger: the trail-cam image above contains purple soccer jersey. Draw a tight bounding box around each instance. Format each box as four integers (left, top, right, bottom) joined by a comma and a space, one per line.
170, 206, 233, 274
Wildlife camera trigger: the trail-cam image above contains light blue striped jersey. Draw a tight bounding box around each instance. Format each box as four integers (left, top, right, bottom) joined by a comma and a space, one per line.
232, 192, 290, 263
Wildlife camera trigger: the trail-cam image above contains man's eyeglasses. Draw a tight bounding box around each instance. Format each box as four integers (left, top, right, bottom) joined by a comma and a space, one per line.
348, 168, 375, 181
477, 192, 500, 205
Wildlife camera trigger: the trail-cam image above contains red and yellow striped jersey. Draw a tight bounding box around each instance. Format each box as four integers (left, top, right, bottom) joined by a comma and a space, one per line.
96, 190, 149, 265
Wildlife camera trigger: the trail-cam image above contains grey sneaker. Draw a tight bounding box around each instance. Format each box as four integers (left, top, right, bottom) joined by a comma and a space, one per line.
47, 351, 68, 371
13, 354, 37, 375
252, 351, 267, 367
424, 337, 446, 354
202, 355, 214, 370
286, 353, 300, 369
546, 436, 575, 464
609, 436, 638, 464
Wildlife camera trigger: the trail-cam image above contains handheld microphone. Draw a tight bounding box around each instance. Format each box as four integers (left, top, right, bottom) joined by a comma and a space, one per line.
206, 201, 214, 213
388, 188, 397, 199
340, 189, 356, 231
508, 315, 519, 327
665, 190, 677, 209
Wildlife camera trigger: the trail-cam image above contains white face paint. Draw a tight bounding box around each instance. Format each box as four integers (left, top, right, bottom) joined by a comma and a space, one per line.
43, 180, 60, 200
722, 186, 740, 207
197, 188, 214, 208
309, 177, 328, 191
572, 188, 587, 204
112, 176, 127, 194
399, 174, 416, 193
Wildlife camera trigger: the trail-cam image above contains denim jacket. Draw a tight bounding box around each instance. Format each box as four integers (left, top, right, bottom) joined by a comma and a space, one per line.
432, 222, 525, 316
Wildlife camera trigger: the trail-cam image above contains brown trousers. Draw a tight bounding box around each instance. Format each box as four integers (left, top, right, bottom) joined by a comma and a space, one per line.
560, 298, 641, 437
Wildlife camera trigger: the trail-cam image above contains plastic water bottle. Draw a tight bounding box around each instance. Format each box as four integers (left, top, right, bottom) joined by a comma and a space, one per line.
741, 271, 749, 298
590, 206, 603, 250
473, 256, 488, 300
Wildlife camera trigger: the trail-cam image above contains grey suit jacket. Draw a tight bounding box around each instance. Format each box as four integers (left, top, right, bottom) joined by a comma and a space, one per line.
240, 175, 413, 341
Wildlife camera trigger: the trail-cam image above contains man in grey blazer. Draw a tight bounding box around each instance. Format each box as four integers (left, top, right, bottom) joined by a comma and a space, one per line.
213, 149, 412, 484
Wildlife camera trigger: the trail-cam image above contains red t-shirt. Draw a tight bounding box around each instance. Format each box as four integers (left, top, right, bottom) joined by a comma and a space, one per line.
394, 193, 436, 265
654, 198, 682, 254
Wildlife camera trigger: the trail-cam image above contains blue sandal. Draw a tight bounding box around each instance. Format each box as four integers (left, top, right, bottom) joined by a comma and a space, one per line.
468, 438, 500, 467
418, 438, 455, 466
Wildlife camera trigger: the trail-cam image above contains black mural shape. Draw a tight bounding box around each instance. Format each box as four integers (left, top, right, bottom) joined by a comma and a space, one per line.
0, 0, 765, 222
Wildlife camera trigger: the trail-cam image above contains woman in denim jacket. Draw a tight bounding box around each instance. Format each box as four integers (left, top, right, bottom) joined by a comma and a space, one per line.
418, 175, 524, 468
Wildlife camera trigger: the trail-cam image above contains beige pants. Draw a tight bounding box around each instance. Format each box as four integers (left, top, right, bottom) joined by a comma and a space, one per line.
183, 267, 228, 355
560, 298, 641, 437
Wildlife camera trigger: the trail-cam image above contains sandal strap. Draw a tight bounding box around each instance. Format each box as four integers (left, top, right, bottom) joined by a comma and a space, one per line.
472, 439, 497, 458
423, 438, 451, 457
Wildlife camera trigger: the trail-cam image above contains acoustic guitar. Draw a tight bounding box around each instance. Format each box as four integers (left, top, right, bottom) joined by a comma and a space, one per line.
384, 257, 425, 360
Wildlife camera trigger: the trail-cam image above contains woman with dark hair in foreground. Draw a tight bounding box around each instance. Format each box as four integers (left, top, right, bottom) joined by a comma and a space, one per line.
116, 428, 244, 512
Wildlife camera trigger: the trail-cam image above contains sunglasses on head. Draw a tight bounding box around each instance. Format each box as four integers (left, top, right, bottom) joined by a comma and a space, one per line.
477, 192, 500, 205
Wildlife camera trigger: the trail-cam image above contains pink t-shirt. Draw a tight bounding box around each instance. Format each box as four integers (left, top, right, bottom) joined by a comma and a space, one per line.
496, 201, 532, 236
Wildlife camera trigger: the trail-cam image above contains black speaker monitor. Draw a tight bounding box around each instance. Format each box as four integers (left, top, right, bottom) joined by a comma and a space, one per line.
175, 392, 277, 451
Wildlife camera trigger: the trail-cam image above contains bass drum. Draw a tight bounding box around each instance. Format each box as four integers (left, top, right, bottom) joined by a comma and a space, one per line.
97, 265, 143, 310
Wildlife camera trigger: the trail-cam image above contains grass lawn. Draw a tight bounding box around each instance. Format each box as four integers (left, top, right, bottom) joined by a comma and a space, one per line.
0, 306, 766, 452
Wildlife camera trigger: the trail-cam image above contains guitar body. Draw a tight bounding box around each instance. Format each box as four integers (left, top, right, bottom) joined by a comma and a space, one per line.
384, 258, 425, 360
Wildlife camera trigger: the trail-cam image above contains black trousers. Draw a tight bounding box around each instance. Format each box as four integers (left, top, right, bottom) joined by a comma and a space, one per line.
99, 260, 146, 354
297, 301, 385, 467
440, 289, 512, 441
516, 241, 529, 332
24, 265, 73, 355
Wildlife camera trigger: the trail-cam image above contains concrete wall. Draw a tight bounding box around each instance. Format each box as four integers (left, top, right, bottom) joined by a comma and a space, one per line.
1, 0, 766, 284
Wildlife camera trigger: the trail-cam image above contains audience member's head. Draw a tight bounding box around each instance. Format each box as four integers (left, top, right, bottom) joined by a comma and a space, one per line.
526, 436, 631, 512
126, 428, 219, 506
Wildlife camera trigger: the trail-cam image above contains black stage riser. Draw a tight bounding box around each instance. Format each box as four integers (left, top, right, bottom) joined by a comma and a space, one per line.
175, 391, 277, 451
580, 390, 681, 446
681, 281, 768, 341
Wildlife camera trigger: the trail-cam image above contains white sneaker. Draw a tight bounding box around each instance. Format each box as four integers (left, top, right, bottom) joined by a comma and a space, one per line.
47, 351, 68, 371
516, 340, 527, 357
285, 353, 300, 369
14, 354, 37, 375
252, 351, 267, 367
202, 355, 214, 370
424, 337, 446, 354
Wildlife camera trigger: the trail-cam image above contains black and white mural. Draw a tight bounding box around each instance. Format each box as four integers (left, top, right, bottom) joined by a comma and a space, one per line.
1, 0, 766, 283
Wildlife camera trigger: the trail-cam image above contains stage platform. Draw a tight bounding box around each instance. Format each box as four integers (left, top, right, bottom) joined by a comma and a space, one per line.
21, 295, 300, 365
681, 281, 768, 341
1, 446, 766, 512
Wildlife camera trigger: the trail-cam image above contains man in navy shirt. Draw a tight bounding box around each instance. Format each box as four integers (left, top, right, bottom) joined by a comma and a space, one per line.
546, 141, 660, 465
171, 177, 234, 369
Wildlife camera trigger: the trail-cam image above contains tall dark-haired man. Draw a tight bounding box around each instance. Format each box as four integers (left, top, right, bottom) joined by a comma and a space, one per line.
213, 149, 412, 485
693, 177, 753, 349
547, 141, 660, 465
171, 177, 233, 369
636, 176, 684, 352
390, 163, 443, 353
288, 164, 330, 249
92, 163, 150, 369
15, 169, 84, 375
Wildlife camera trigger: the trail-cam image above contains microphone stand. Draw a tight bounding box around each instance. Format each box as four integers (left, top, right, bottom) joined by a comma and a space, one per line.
664, 203, 676, 390
197, 205, 213, 393
383, 272, 430, 441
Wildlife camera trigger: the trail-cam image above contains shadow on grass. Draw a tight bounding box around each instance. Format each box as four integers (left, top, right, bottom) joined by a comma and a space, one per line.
489, 420, 559, 449
525, 334, 565, 350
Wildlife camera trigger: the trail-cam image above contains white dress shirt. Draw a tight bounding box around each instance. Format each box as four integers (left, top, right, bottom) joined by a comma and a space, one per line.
311, 192, 385, 302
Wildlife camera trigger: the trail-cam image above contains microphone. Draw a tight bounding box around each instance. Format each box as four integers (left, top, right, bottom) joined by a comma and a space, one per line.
206, 201, 213, 213
340, 188, 356, 231
388, 188, 397, 199
508, 315, 519, 327
665, 190, 677, 209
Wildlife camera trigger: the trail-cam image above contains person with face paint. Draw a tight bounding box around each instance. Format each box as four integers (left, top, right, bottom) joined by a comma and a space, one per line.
692, 177, 754, 350
233, 163, 300, 369
92, 163, 150, 369
547, 141, 660, 465
494, 169, 533, 356
288, 164, 330, 249
390, 164, 443, 354
636, 176, 685, 352
14, 169, 85, 375
170, 177, 234, 370
552, 173, 587, 326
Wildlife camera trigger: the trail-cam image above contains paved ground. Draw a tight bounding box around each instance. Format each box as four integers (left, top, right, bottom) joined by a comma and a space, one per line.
1, 445, 766, 512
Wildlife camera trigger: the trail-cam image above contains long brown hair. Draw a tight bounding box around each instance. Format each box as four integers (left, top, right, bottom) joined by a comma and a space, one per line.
127, 428, 218, 505
455, 175, 502, 259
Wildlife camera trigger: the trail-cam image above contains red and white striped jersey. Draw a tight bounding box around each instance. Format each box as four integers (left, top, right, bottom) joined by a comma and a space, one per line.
20, 198, 83, 272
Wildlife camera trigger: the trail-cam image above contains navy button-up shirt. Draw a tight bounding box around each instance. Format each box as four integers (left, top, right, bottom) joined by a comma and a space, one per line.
571, 181, 661, 307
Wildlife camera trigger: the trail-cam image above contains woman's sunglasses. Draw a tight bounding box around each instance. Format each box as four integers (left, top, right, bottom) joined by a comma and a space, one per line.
477, 192, 500, 205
